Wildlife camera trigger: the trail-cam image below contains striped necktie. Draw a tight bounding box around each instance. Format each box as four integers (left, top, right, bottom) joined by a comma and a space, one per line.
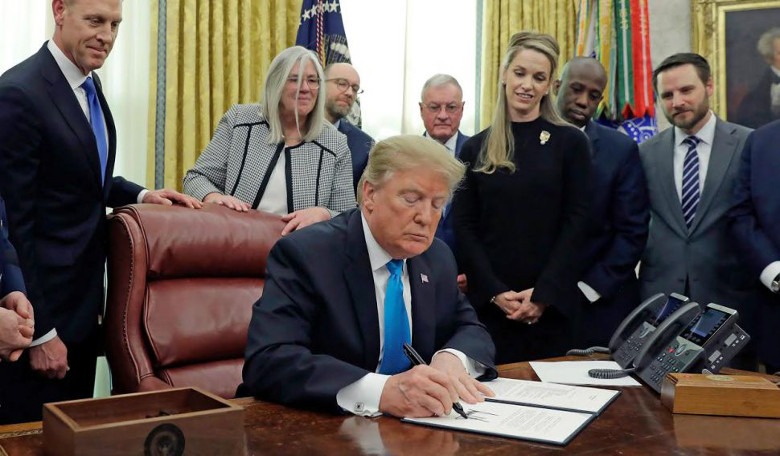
681, 136, 702, 229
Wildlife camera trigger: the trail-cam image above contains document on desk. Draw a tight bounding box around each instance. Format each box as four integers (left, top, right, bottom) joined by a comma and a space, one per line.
402, 401, 594, 446
529, 361, 642, 386
484, 377, 620, 414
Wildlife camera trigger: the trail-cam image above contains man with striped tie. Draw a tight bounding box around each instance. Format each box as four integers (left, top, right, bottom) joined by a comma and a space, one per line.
638, 53, 759, 369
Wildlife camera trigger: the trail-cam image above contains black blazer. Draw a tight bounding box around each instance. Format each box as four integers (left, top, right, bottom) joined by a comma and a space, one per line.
579, 122, 649, 345
337, 120, 375, 191
0, 43, 142, 343
242, 208, 497, 413
1, 196, 25, 297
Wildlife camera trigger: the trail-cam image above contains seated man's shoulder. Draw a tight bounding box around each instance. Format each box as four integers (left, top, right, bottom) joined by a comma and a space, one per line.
341, 120, 375, 143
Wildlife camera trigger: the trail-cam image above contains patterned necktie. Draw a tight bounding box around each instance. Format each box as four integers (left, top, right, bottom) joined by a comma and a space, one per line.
378, 259, 411, 375
81, 76, 108, 185
681, 136, 702, 229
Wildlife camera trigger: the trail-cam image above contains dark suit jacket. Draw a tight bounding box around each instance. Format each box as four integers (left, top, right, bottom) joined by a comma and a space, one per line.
1, 196, 25, 297
579, 122, 649, 346
242, 208, 497, 413
639, 117, 759, 341
729, 119, 780, 365
735, 68, 780, 129
337, 120, 375, 191
434, 131, 470, 257
0, 44, 143, 344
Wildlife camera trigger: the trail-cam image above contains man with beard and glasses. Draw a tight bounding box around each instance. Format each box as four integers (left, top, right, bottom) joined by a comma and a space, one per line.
638, 53, 759, 370
323, 63, 375, 192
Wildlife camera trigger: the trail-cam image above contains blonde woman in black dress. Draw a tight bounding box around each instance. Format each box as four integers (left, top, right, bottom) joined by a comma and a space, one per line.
453, 32, 592, 363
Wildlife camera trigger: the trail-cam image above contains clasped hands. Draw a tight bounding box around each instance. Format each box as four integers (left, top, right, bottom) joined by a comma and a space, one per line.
0, 291, 34, 362
492, 288, 546, 324
378, 351, 494, 418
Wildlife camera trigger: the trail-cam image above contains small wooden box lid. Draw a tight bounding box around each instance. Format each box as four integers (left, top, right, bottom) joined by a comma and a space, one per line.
661, 373, 780, 418
43, 387, 245, 456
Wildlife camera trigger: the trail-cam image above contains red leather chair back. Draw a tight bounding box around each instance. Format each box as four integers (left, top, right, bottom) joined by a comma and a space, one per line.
105, 204, 284, 398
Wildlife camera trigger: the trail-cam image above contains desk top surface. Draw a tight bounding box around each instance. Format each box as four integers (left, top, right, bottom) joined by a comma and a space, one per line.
2, 359, 779, 455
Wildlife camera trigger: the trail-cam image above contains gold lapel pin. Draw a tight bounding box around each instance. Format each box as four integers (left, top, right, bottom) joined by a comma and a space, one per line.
540, 130, 551, 145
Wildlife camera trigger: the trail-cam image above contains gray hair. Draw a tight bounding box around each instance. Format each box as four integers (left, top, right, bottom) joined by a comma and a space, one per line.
757, 28, 780, 63
420, 74, 463, 101
261, 46, 326, 144
357, 135, 465, 205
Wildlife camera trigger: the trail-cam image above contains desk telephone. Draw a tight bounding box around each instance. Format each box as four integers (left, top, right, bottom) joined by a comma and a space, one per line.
568, 293, 749, 392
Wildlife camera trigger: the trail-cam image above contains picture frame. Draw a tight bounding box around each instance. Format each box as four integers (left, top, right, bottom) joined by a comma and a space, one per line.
692, 0, 780, 128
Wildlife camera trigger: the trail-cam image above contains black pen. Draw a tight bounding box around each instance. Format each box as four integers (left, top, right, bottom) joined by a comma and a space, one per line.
402, 343, 468, 419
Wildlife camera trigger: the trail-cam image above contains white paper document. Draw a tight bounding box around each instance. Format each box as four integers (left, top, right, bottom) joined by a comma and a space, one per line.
484, 377, 620, 414
529, 361, 642, 386
402, 401, 594, 446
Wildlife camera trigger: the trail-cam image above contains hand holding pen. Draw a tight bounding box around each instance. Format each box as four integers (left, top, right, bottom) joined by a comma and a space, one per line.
404, 343, 469, 419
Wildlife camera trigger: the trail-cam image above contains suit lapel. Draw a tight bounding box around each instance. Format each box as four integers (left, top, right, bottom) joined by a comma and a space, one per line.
40, 48, 102, 189
585, 122, 599, 160
689, 119, 737, 234
655, 130, 689, 238
343, 212, 381, 370
408, 255, 436, 362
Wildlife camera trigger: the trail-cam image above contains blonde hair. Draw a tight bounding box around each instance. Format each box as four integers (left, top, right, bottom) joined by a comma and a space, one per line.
261, 46, 326, 144
477, 31, 567, 174
357, 135, 465, 205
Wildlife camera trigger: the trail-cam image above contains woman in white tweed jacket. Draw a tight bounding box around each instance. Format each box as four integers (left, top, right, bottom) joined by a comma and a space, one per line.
183, 46, 356, 235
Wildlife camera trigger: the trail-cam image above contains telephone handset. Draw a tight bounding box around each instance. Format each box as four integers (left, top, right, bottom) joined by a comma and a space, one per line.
608, 293, 690, 368
633, 303, 749, 393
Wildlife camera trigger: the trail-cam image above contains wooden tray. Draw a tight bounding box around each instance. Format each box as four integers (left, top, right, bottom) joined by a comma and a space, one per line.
42, 387, 245, 455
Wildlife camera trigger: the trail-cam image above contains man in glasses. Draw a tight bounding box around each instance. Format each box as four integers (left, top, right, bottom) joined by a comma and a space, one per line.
419, 74, 469, 291
324, 63, 375, 192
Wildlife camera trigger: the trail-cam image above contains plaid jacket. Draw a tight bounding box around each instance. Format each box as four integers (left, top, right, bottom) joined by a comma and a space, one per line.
183, 104, 356, 214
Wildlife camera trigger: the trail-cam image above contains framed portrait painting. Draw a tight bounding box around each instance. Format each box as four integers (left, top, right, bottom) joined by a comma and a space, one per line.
693, 0, 780, 128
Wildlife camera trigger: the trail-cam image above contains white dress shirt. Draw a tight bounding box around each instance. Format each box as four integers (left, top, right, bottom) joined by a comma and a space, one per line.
31, 41, 146, 347
336, 213, 484, 416
256, 153, 288, 215
673, 111, 717, 201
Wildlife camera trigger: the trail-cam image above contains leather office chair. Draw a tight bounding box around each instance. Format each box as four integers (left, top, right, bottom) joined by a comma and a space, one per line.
105, 204, 285, 398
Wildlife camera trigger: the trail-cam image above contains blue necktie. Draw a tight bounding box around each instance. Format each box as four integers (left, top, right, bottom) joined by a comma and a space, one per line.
378, 259, 411, 375
81, 76, 108, 185
681, 136, 701, 229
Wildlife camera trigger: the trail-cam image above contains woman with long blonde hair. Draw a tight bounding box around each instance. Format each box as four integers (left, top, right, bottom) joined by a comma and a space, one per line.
453, 32, 592, 363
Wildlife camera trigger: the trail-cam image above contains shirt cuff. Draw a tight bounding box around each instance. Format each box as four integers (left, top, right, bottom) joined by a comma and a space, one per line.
30, 328, 57, 347
436, 348, 486, 378
578, 281, 602, 303
336, 373, 390, 417
137, 189, 149, 204
760, 261, 780, 291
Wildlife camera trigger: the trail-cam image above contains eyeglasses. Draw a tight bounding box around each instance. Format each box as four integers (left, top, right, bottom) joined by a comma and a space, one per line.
422, 102, 463, 114
287, 76, 320, 89
325, 78, 364, 95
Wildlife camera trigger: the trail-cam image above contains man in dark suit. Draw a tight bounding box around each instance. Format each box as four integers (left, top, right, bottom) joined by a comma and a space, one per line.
323, 63, 375, 192
729, 119, 780, 374
419, 74, 470, 291
0, 0, 200, 423
639, 53, 758, 369
1, 195, 34, 362
242, 135, 496, 417
553, 58, 649, 347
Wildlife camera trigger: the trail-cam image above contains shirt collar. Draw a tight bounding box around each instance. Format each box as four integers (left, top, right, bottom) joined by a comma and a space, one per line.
361, 211, 404, 273
47, 39, 89, 90
423, 131, 459, 153
674, 110, 716, 147
333, 119, 341, 129
771, 65, 780, 80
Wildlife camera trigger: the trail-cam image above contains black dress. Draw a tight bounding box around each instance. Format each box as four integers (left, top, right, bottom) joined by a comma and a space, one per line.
453, 117, 592, 363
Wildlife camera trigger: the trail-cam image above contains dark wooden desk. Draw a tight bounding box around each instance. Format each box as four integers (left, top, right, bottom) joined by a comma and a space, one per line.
2, 360, 779, 455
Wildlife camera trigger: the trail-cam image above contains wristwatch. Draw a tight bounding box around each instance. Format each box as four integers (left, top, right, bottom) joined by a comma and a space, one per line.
771, 273, 780, 293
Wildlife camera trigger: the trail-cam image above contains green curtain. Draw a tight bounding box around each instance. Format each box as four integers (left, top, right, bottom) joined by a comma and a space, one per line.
147, 0, 301, 190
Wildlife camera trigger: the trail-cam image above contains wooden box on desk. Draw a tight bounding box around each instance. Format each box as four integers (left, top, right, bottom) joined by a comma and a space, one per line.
661, 373, 780, 418
42, 387, 245, 456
